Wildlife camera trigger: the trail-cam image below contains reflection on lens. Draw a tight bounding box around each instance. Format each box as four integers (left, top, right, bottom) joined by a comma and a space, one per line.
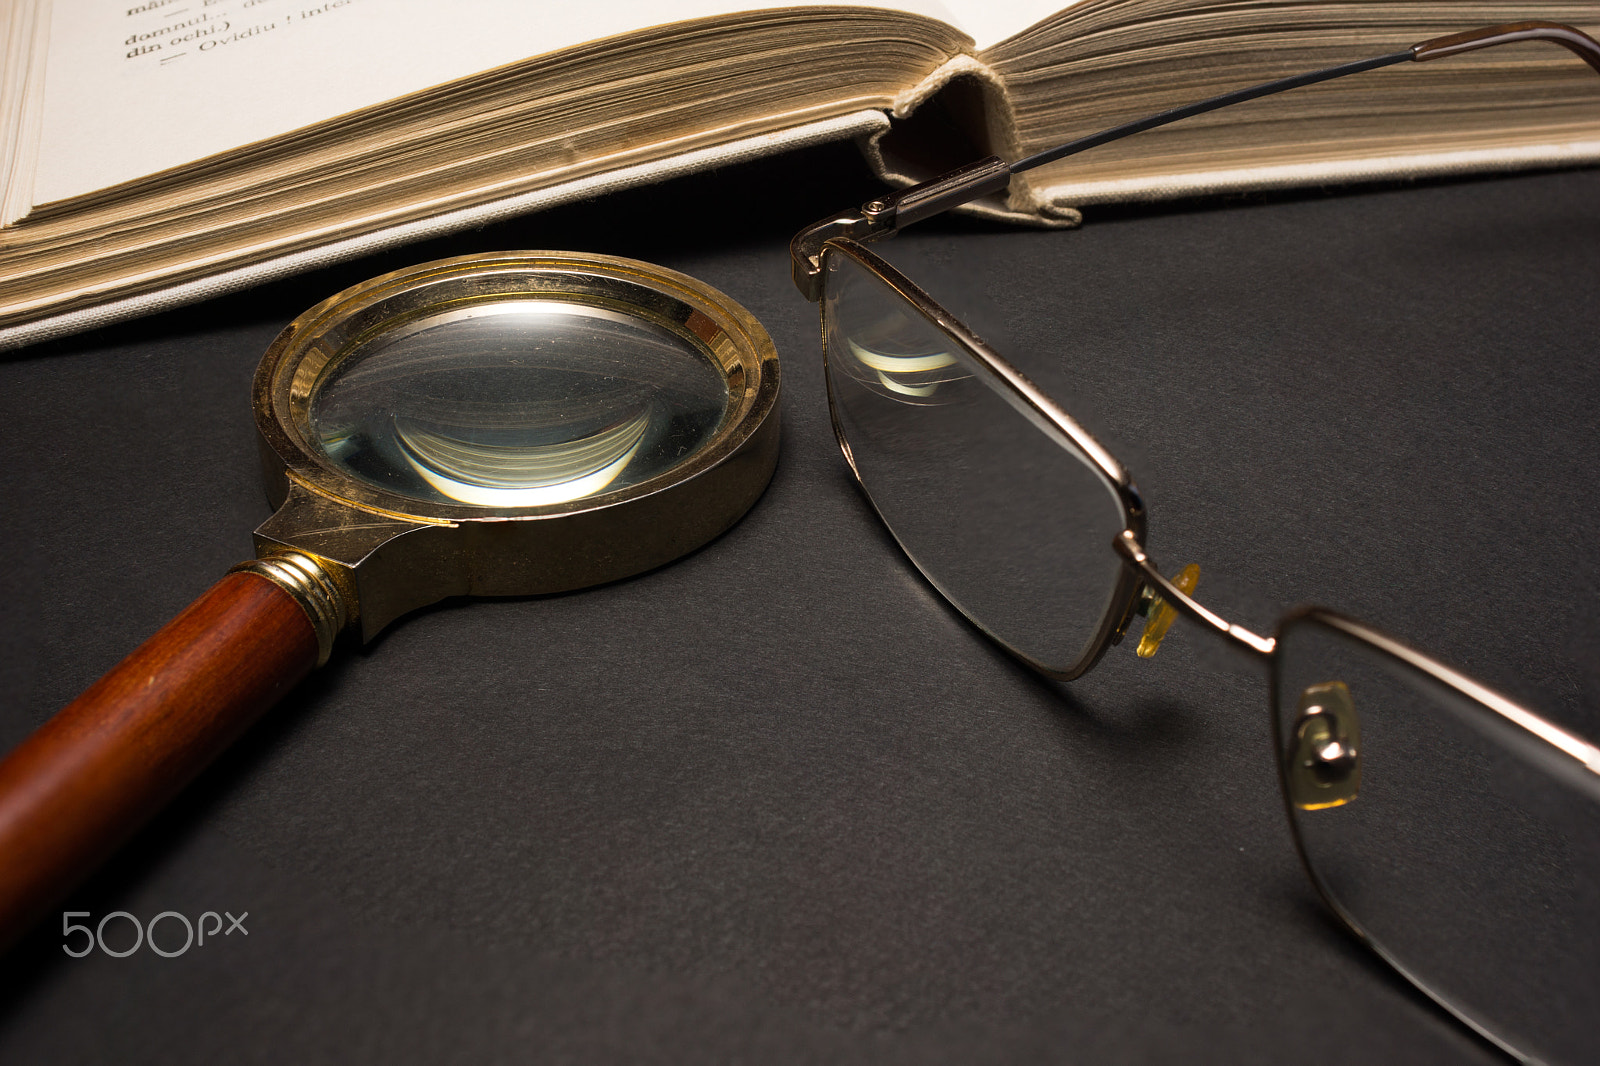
309, 300, 729, 508
393, 408, 651, 508
1276, 615, 1600, 1066
841, 309, 961, 400
821, 247, 1128, 675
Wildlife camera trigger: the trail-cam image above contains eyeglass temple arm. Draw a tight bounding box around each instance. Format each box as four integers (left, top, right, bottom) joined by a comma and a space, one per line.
1114, 532, 1276, 659
790, 21, 1600, 300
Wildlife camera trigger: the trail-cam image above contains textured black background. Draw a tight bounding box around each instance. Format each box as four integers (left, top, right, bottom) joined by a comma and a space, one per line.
1, 141, 1596, 1063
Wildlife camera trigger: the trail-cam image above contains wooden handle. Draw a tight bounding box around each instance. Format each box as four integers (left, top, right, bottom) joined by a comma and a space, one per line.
0, 571, 317, 949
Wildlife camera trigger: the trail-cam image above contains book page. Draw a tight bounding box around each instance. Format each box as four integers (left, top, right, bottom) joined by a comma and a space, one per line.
32, 0, 965, 208
938, 0, 1075, 49
1, 0, 52, 224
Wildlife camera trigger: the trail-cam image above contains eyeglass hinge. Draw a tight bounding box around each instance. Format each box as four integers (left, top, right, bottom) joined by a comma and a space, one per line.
879, 156, 1013, 228
789, 210, 892, 301
788, 157, 1014, 302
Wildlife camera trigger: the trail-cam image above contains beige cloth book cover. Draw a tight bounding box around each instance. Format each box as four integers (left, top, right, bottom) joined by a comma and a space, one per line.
2, 0, 1598, 349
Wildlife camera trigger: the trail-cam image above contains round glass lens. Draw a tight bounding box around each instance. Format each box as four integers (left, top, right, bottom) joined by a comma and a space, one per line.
308, 299, 730, 508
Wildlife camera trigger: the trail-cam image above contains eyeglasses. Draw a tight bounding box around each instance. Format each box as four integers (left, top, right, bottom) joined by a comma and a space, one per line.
789, 21, 1600, 1066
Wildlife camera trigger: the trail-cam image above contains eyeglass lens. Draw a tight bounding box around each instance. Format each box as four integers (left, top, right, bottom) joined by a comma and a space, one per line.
820, 247, 1128, 675
1274, 615, 1600, 1065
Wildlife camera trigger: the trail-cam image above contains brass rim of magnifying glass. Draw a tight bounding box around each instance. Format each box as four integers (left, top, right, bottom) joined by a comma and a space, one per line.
248, 251, 781, 643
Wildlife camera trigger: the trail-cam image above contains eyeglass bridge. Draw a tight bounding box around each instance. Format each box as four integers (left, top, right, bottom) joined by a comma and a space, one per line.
1114, 531, 1276, 659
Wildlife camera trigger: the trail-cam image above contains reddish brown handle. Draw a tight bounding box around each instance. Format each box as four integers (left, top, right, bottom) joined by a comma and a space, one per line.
0, 571, 316, 949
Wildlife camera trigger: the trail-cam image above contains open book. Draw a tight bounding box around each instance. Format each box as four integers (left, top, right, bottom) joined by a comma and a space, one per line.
3, 0, 1598, 348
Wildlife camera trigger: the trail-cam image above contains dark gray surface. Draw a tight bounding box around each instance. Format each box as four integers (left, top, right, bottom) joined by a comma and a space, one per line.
1, 142, 1596, 1063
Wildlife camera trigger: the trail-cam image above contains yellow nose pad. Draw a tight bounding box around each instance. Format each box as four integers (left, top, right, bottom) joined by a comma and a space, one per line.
1286, 681, 1361, 810
1135, 563, 1200, 658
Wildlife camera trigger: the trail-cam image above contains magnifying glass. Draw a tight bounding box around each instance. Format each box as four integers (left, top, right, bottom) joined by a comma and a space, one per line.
0, 251, 780, 947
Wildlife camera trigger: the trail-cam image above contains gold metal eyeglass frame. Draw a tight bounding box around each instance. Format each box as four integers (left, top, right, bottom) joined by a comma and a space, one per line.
790, 21, 1600, 1064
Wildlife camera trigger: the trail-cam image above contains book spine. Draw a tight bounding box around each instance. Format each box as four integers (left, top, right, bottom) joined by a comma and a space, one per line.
856, 54, 1081, 229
